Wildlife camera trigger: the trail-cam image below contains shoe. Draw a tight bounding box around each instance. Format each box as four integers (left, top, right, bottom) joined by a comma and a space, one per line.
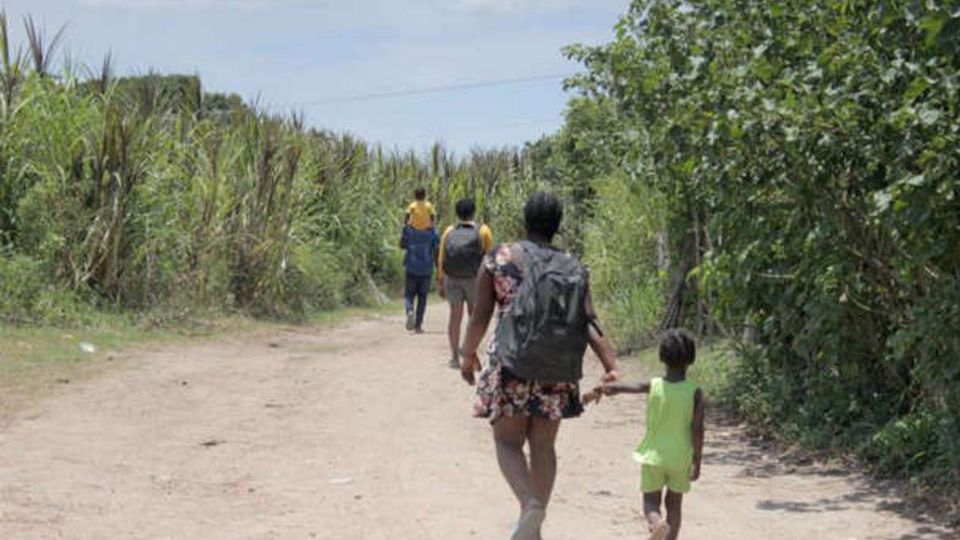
649, 521, 670, 540
414, 327, 424, 334
405, 311, 415, 331
448, 357, 460, 369
511, 506, 545, 540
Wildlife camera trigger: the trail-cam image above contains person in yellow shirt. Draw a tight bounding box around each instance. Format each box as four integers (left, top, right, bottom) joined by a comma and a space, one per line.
405, 187, 436, 231
587, 328, 706, 540
437, 198, 493, 368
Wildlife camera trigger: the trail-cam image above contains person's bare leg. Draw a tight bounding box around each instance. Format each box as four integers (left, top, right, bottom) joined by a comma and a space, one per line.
664, 491, 683, 540
524, 417, 559, 539
527, 417, 560, 508
494, 416, 542, 539
493, 416, 534, 511
644, 491, 668, 537
447, 300, 464, 364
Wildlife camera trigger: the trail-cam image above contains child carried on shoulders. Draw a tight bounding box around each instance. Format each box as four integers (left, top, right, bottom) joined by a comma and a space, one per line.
405, 186, 436, 232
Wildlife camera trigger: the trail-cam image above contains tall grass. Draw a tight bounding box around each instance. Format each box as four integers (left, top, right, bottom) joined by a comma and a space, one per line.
0, 17, 539, 324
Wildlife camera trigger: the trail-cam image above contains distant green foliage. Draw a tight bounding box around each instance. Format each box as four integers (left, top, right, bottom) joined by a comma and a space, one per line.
564, 0, 960, 490
527, 96, 627, 254
582, 172, 666, 352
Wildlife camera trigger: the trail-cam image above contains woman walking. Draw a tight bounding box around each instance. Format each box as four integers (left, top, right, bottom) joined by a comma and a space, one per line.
459, 191, 621, 539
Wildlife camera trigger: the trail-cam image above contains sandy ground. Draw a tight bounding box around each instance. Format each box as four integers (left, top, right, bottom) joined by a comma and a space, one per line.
0, 307, 954, 540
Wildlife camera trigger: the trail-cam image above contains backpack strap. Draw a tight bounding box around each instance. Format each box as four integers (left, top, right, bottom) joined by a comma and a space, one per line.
587, 315, 604, 336
515, 240, 541, 267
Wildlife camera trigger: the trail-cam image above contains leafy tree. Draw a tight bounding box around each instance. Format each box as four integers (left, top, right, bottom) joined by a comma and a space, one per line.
565, 0, 960, 489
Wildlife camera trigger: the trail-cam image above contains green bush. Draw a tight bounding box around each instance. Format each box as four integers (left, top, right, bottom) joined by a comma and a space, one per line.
0, 254, 93, 325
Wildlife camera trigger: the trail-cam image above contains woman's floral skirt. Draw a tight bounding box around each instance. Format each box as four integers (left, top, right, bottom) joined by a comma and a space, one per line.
473, 359, 583, 424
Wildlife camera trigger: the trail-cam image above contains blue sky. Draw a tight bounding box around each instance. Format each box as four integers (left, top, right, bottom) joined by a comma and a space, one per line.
2, 0, 626, 154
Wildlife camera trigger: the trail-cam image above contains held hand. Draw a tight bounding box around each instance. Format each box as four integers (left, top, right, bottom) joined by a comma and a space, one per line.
601, 369, 621, 384
582, 386, 604, 405
460, 351, 481, 385
598, 382, 626, 397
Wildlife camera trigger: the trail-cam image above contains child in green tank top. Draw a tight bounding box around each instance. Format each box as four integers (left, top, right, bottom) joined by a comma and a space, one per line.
585, 328, 705, 540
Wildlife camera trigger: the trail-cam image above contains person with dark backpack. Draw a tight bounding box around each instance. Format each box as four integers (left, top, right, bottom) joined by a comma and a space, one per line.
459, 191, 621, 540
437, 198, 493, 368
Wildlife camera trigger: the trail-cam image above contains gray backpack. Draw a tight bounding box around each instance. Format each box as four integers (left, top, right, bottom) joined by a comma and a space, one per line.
443, 224, 484, 278
494, 241, 591, 382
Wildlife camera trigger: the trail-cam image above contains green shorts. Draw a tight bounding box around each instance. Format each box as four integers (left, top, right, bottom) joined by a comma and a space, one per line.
641, 464, 691, 494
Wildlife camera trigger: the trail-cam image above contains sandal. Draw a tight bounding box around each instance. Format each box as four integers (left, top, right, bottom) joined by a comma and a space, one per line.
511, 506, 546, 540
649, 521, 671, 540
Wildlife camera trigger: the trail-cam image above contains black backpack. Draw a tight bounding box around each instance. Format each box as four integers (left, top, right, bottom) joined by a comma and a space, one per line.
494, 241, 591, 382
443, 224, 484, 278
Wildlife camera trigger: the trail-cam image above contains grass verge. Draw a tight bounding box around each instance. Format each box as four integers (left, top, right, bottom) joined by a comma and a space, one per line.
0, 299, 405, 422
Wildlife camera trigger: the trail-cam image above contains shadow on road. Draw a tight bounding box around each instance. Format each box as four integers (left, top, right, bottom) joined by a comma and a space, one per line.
704, 411, 957, 539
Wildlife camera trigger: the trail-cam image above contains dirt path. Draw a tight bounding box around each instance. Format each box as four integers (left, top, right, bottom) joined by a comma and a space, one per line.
0, 308, 953, 539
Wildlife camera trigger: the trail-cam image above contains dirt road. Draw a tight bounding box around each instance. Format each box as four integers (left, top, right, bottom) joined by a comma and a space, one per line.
0, 308, 953, 539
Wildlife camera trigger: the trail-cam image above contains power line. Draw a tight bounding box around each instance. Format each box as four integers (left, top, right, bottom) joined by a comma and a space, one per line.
286, 72, 572, 106
408, 116, 562, 141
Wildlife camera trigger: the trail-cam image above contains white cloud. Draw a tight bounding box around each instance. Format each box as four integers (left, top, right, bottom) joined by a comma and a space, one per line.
455, 0, 526, 12
450, 0, 583, 14
78, 0, 289, 11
